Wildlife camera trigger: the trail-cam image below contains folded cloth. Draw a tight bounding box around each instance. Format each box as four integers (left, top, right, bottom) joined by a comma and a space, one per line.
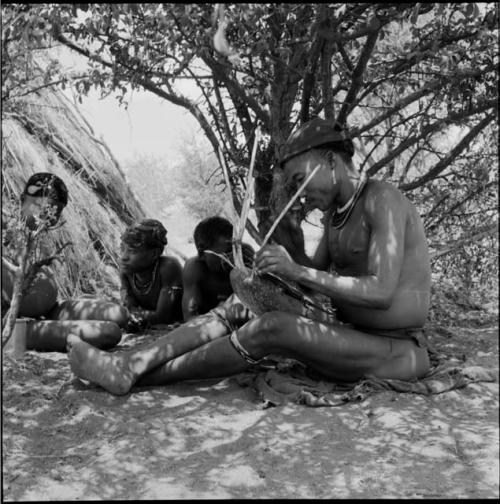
235, 359, 497, 408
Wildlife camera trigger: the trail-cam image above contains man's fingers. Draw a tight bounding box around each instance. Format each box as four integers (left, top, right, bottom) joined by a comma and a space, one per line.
256, 258, 281, 274
255, 255, 279, 268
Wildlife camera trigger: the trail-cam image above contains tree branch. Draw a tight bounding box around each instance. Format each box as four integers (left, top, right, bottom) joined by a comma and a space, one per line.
56, 32, 224, 164
401, 113, 495, 191
351, 69, 484, 138
299, 38, 323, 123
366, 100, 497, 178
430, 223, 498, 260
426, 180, 497, 232
336, 40, 354, 73
321, 37, 335, 120
213, 78, 239, 154
204, 54, 270, 131
337, 17, 380, 124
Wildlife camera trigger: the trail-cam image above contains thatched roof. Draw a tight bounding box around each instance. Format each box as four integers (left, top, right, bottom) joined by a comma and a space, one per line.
1, 86, 147, 300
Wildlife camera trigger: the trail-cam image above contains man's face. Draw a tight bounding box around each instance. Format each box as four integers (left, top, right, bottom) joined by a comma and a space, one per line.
283, 152, 337, 212
202, 235, 233, 273
120, 243, 159, 273
21, 195, 62, 230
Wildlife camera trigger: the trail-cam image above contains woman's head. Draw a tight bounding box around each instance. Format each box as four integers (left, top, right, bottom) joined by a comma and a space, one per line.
120, 219, 167, 273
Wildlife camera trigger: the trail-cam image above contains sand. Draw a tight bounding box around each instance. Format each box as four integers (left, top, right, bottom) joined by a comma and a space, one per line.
2, 322, 498, 500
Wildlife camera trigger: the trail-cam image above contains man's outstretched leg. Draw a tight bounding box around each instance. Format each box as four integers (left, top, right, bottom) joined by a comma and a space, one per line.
67, 296, 249, 394
69, 310, 430, 395
135, 311, 429, 387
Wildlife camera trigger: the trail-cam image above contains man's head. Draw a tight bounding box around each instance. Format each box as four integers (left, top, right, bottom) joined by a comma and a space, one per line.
21, 172, 68, 230
193, 216, 233, 273
278, 118, 356, 211
120, 219, 167, 273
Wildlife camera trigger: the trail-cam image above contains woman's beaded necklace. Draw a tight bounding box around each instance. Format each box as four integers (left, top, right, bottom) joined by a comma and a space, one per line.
132, 259, 159, 295
330, 176, 368, 230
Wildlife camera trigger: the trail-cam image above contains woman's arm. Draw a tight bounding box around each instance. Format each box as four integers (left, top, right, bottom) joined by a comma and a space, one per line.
132, 258, 183, 324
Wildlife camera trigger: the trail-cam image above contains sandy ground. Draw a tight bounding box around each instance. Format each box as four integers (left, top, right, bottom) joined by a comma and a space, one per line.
2, 321, 498, 500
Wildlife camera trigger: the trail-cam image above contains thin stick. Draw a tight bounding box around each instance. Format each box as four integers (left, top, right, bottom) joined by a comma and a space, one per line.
227, 127, 260, 272
204, 249, 235, 269
2, 232, 32, 349
218, 146, 239, 224
261, 163, 321, 248
234, 127, 260, 244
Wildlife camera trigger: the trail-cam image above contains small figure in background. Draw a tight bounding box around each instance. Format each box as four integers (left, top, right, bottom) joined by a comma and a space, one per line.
2, 172, 128, 352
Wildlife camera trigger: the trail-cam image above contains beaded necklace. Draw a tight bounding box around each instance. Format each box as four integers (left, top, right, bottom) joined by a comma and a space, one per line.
132, 259, 159, 295
330, 176, 368, 230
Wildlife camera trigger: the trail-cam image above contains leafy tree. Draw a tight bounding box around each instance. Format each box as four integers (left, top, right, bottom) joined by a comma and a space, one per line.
172, 132, 230, 221
2, 3, 498, 296
124, 138, 229, 222
122, 153, 176, 218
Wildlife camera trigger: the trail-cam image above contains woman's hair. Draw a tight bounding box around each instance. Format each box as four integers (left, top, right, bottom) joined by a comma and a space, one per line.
121, 219, 168, 252
193, 216, 232, 255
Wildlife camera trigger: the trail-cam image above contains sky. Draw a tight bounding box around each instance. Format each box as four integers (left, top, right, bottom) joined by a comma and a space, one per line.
53, 45, 200, 166
65, 88, 199, 166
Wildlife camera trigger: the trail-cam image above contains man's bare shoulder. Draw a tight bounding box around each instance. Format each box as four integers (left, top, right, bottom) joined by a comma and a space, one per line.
362, 179, 410, 214
365, 179, 404, 197
182, 256, 206, 282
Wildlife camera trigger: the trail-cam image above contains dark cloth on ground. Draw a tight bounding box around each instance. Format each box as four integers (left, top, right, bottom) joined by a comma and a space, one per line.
117, 324, 496, 407
235, 357, 497, 408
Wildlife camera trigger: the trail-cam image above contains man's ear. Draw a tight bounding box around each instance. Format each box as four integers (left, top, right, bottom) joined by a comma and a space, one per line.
327, 150, 337, 170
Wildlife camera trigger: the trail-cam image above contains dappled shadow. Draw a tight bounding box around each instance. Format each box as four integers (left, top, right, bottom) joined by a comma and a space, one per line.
2, 325, 498, 499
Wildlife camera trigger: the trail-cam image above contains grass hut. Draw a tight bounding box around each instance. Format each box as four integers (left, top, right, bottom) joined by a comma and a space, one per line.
2, 86, 146, 300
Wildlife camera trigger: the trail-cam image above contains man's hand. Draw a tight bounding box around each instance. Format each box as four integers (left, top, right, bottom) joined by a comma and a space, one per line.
255, 244, 300, 280
260, 213, 308, 264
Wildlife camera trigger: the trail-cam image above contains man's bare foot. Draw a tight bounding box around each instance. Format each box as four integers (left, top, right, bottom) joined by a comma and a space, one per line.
67, 334, 134, 395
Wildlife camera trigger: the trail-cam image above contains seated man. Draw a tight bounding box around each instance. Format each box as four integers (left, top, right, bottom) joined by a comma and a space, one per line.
2, 172, 128, 352
120, 219, 183, 327
67, 117, 432, 395
182, 216, 254, 321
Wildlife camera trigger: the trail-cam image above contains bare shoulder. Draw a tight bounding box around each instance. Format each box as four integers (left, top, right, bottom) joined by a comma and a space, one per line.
182, 256, 206, 283
365, 179, 405, 200
158, 255, 183, 283
362, 179, 411, 216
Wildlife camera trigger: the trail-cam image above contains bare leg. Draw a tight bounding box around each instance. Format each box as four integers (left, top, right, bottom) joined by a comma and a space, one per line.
67, 310, 235, 395
27, 320, 122, 352
48, 298, 129, 328
136, 335, 252, 386
138, 311, 430, 386
69, 310, 429, 395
